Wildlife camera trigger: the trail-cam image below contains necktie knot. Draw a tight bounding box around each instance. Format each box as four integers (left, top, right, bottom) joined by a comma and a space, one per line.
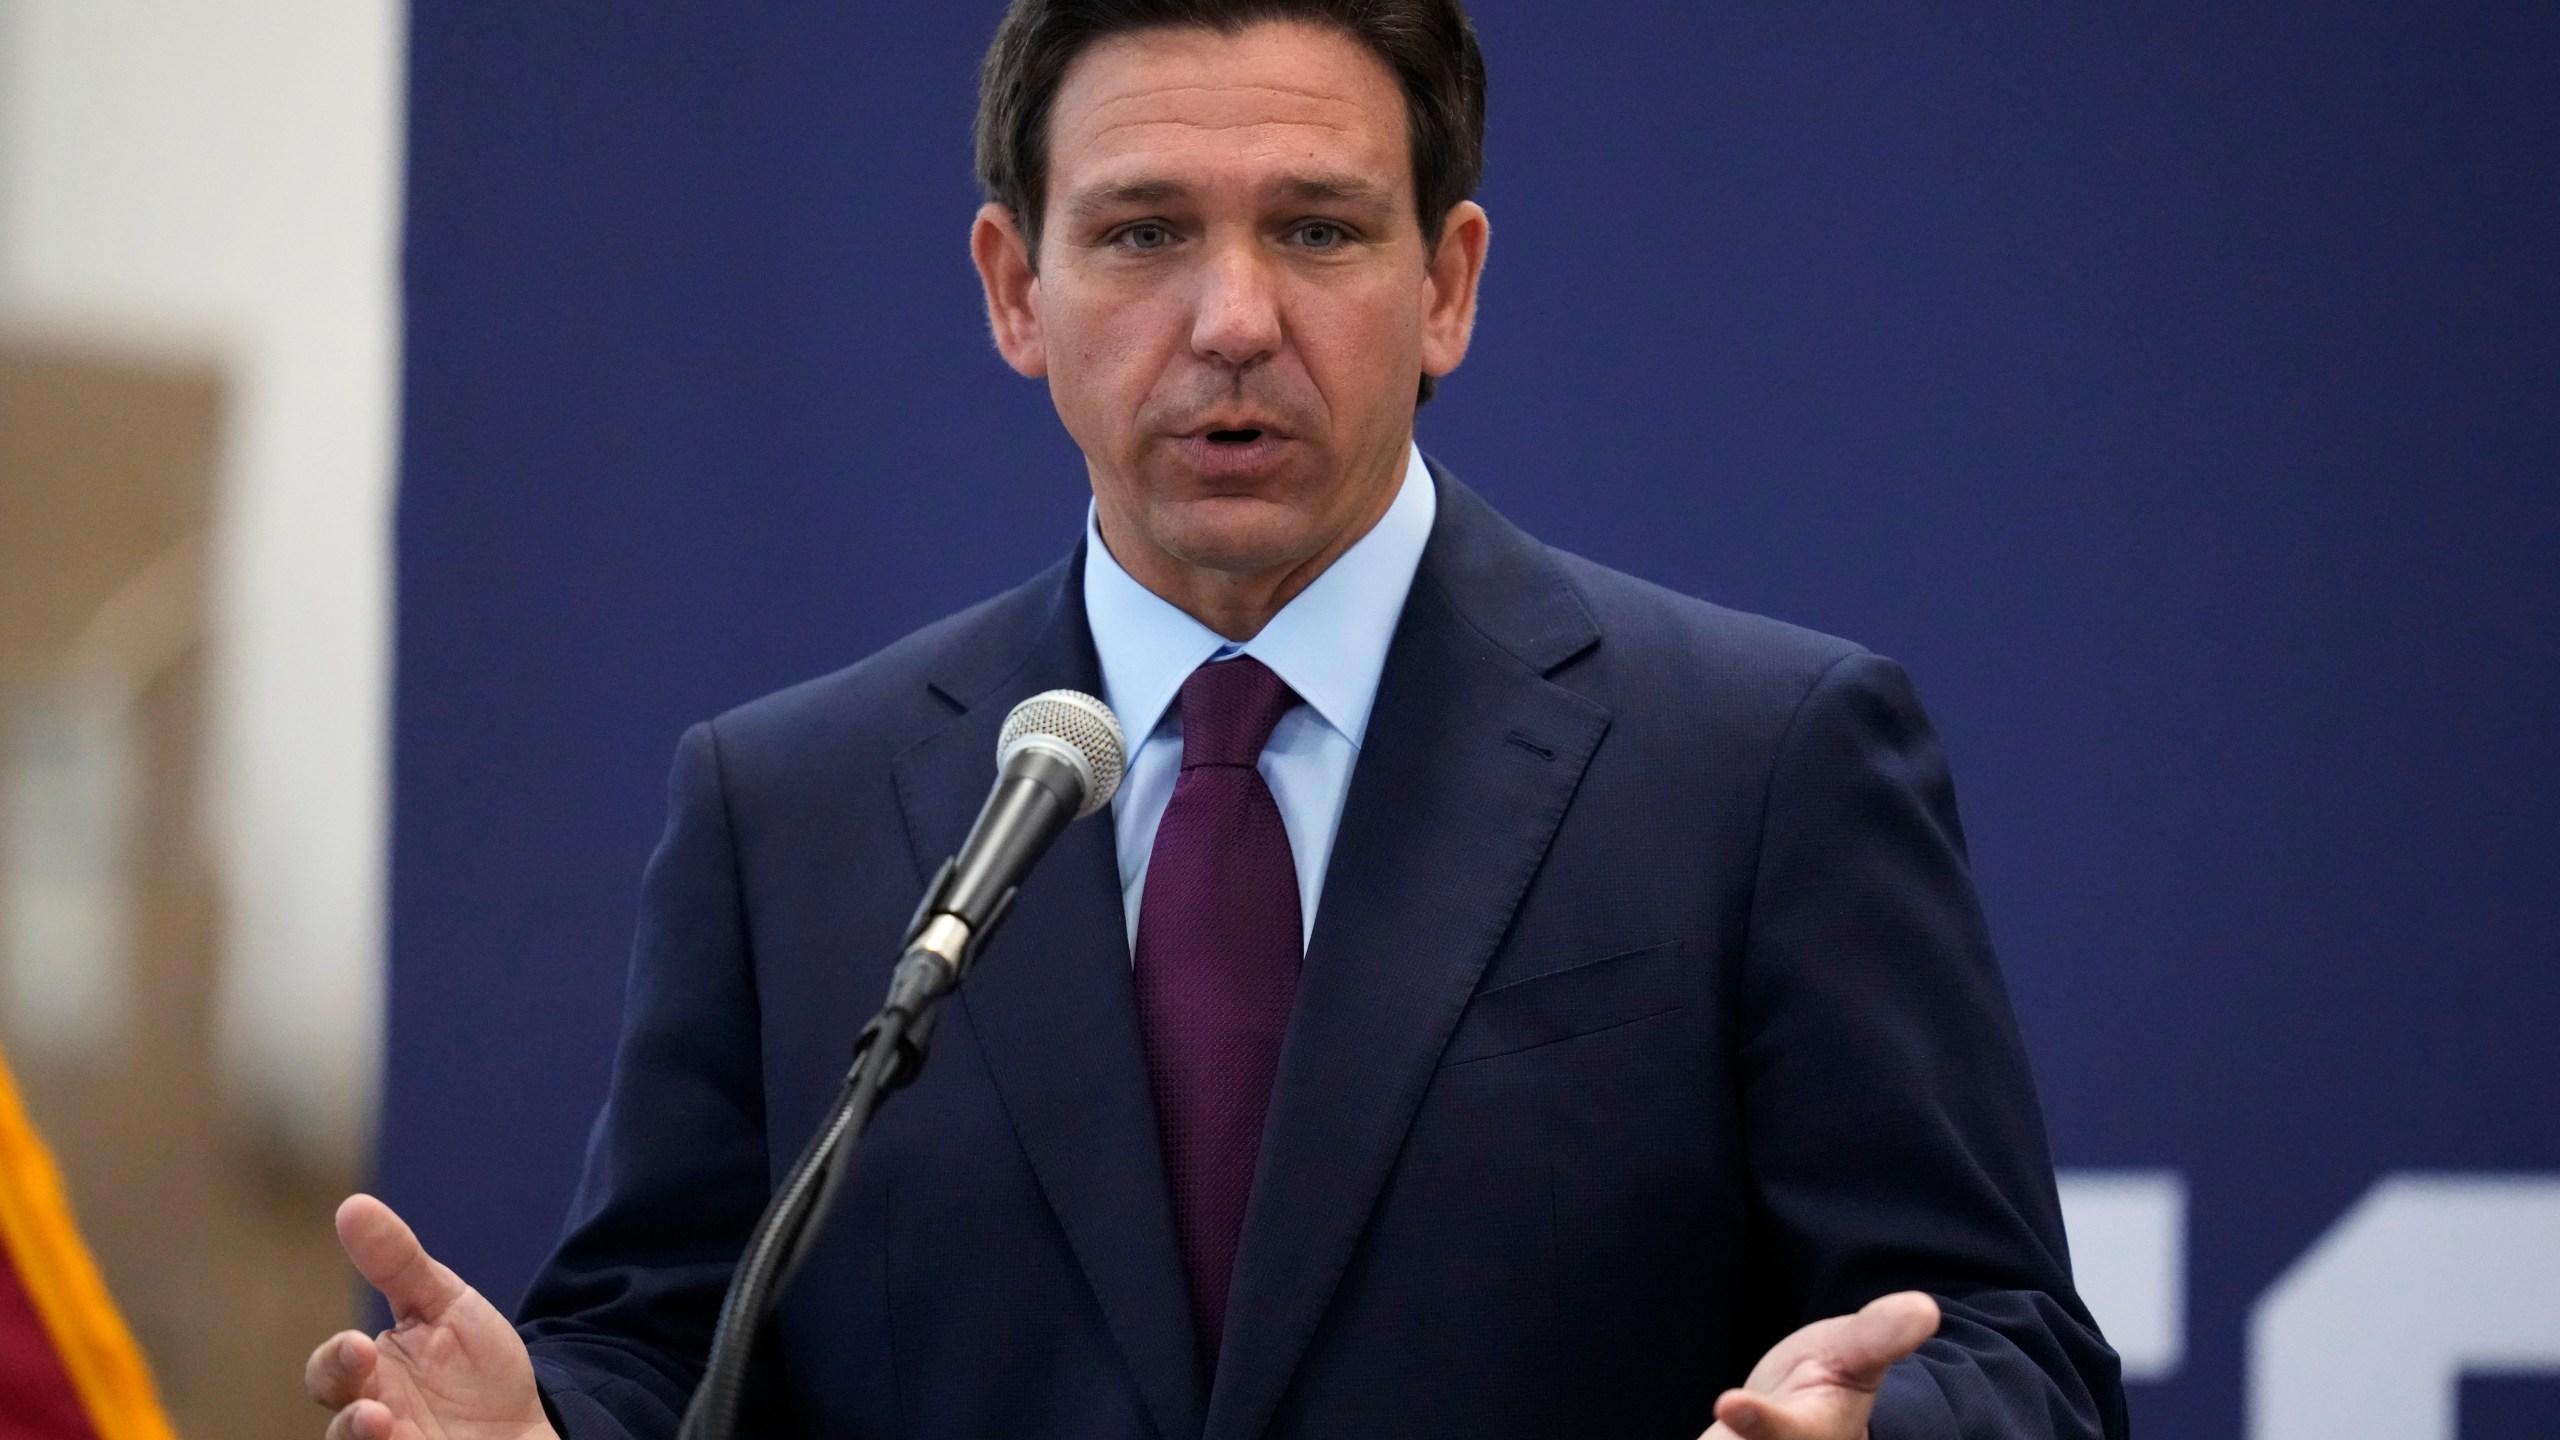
1177, 656, 1299, 770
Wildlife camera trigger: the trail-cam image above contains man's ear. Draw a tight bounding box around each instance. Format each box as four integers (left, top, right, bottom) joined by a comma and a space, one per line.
972, 203, 1047, 378
1419, 200, 1490, 383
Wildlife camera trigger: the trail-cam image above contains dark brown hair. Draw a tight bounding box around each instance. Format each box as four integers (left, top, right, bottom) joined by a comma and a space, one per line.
974, 0, 1487, 258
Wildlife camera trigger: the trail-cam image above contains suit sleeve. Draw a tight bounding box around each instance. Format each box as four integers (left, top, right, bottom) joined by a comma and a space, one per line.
1738, 652, 2129, 1440
513, 722, 774, 1440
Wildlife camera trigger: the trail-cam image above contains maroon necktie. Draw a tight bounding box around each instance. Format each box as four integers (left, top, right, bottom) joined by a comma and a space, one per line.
1133, 656, 1304, 1364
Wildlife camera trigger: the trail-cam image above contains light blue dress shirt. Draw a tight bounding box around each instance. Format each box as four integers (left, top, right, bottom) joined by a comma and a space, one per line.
1082, 444, 1437, 950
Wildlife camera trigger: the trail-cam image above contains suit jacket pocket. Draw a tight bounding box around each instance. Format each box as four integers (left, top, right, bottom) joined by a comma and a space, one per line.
1440, 939, 1687, 1067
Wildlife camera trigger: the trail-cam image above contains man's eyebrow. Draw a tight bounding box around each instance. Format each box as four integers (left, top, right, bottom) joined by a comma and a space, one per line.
1271, 172, 1394, 206
1060, 172, 1397, 220
1063, 179, 1187, 218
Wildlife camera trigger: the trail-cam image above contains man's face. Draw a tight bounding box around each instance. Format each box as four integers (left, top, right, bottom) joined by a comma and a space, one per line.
973, 21, 1486, 618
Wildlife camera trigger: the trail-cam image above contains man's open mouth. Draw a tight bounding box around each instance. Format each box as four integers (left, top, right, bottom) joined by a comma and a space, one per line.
1205, 428, 1265, 445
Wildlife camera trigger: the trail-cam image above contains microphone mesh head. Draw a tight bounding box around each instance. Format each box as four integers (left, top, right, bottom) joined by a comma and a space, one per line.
997, 689, 1127, 819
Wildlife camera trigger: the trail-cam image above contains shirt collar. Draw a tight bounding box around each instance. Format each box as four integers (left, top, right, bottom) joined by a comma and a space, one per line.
1082, 442, 1437, 751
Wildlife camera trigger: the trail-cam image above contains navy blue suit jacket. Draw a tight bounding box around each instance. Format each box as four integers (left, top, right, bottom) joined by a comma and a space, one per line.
516, 470, 2127, 1440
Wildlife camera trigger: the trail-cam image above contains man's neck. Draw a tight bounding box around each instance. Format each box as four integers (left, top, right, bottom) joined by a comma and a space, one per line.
1095, 448, 1410, 642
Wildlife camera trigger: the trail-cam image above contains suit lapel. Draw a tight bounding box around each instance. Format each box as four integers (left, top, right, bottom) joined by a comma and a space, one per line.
892, 552, 1209, 1440
1203, 476, 1610, 1440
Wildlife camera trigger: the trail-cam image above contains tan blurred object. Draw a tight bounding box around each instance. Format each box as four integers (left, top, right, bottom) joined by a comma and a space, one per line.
0, 336, 356, 1439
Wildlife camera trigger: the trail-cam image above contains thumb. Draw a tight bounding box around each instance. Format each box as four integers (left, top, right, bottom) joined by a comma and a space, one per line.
336, 1193, 470, 1324
1825, 1290, 1940, 1383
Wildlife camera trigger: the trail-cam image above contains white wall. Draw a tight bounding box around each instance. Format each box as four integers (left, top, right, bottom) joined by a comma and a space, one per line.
0, 0, 403, 1166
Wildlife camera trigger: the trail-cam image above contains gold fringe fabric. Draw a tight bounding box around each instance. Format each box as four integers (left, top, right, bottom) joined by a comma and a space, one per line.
0, 1047, 178, 1440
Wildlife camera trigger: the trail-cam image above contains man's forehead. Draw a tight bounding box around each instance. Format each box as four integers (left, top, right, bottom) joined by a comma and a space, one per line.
1069, 79, 1368, 144
1047, 24, 1408, 188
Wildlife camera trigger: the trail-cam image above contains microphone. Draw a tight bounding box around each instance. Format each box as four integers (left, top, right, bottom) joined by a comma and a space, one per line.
895, 690, 1127, 1004
676, 689, 1125, 1440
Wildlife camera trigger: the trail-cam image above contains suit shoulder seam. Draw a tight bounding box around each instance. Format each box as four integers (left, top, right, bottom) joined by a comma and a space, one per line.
1742, 647, 1875, 931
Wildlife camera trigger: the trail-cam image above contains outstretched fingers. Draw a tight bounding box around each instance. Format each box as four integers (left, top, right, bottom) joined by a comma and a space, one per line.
1712, 1387, 1804, 1440
1825, 1290, 1940, 1383
1706, 1291, 1943, 1440
336, 1192, 470, 1325
325, 1397, 395, 1440
305, 1329, 378, 1409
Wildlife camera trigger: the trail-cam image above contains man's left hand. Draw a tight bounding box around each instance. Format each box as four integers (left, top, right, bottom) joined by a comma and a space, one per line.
1700, 1290, 1941, 1440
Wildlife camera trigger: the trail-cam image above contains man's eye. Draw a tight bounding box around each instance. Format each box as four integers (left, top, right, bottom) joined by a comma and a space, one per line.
1118, 223, 1174, 251
1294, 221, 1348, 250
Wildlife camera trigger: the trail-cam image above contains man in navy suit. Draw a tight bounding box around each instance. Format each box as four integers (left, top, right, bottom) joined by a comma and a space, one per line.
306, 2, 2125, 1437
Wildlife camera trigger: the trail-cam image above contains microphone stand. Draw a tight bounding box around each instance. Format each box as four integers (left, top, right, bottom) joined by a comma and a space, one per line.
667, 696, 1109, 1440
672, 858, 1005, 1440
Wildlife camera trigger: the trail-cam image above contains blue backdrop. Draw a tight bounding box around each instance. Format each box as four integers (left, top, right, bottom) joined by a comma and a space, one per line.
386, 4, 2560, 1436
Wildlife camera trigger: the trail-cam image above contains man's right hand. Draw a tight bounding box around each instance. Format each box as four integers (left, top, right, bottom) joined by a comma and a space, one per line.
304, 1194, 558, 1440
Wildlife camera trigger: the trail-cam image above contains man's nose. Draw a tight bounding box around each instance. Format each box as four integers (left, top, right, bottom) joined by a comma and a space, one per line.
1189, 239, 1282, 371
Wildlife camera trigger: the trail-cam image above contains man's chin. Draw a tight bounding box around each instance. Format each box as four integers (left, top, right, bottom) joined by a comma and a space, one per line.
1145, 498, 1326, 579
